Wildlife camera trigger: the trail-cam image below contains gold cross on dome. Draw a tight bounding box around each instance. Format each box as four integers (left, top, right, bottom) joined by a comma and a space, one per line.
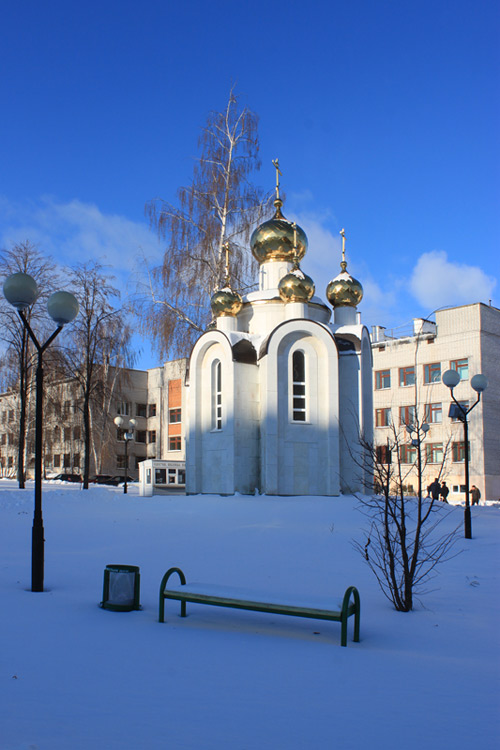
292, 222, 299, 267
340, 228, 346, 263
224, 241, 230, 280
272, 158, 282, 200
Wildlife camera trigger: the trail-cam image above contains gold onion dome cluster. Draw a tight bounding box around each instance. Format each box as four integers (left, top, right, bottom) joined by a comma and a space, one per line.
210, 283, 243, 317
250, 198, 307, 264
279, 264, 315, 303
326, 260, 363, 308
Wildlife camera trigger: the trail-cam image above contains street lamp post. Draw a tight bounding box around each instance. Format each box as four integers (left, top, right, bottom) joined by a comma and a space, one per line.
442, 369, 488, 539
405, 421, 430, 503
3, 273, 79, 592
114, 416, 136, 494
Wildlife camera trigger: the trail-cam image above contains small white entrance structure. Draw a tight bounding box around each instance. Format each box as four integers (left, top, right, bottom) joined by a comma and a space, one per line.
139, 459, 186, 496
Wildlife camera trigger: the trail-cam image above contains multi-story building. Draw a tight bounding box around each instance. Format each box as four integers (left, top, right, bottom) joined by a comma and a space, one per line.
0, 358, 188, 481
371, 303, 500, 501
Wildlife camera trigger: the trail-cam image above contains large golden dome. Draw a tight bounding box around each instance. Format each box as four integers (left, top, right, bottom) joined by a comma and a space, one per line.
278, 266, 315, 303
326, 262, 363, 308
250, 199, 307, 264
210, 286, 243, 317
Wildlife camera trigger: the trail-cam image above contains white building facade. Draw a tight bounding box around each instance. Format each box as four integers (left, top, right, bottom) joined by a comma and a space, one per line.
371, 303, 500, 501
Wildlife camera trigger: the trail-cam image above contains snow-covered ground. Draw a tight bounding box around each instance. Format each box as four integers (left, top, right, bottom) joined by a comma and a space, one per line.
1, 479, 499, 750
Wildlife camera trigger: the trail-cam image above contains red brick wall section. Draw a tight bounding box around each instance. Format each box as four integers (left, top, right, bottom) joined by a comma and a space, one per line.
168, 380, 182, 439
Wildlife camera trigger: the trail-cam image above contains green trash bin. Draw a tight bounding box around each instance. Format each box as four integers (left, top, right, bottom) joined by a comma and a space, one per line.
100, 564, 141, 611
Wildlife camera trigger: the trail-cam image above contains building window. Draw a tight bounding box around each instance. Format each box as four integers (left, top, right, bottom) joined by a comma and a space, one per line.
291, 350, 307, 422
375, 408, 391, 427
155, 468, 167, 484
8, 456, 13, 468
399, 366, 415, 387
452, 442, 469, 463
424, 363, 441, 384
399, 405, 417, 426
136, 431, 146, 444
168, 468, 177, 484
425, 443, 443, 464
53, 454, 61, 468
169, 408, 181, 423
148, 403, 157, 417
64, 427, 72, 441
375, 444, 391, 464
148, 430, 156, 444
116, 401, 130, 416
450, 401, 469, 422
400, 444, 417, 463
136, 403, 147, 418
451, 358, 469, 380
73, 426, 81, 440
63, 453, 71, 468
0, 434, 5, 445
63, 400, 71, 417
116, 428, 126, 441
212, 360, 222, 430
169, 436, 181, 451
73, 453, 80, 469
116, 455, 127, 469
425, 403, 442, 424
375, 370, 391, 390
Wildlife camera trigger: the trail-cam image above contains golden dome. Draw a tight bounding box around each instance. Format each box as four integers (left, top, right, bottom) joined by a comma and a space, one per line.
278, 266, 315, 303
210, 286, 243, 317
326, 262, 363, 308
250, 199, 307, 264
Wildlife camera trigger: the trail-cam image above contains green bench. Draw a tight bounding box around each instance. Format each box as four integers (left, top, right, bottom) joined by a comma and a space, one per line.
159, 567, 360, 647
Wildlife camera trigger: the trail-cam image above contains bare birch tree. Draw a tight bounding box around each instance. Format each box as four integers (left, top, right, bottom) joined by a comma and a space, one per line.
62, 262, 133, 489
0, 242, 57, 487
140, 88, 270, 359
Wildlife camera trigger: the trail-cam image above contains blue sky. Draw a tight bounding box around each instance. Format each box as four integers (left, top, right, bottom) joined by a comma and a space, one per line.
1, 0, 498, 369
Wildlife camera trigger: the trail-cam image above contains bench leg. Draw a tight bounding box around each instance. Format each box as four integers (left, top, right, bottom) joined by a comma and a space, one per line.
353, 606, 360, 643
341, 616, 347, 647
181, 601, 186, 617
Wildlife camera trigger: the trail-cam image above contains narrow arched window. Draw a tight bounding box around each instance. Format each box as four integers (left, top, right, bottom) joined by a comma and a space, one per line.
212, 360, 222, 430
292, 351, 306, 421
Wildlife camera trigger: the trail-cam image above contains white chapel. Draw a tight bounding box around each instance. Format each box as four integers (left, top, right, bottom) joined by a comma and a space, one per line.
185, 167, 373, 496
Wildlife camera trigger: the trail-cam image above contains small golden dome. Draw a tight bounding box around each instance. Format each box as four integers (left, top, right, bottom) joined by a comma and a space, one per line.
250, 199, 307, 264
326, 262, 363, 308
210, 286, 243, 317
279, 266, 315, 303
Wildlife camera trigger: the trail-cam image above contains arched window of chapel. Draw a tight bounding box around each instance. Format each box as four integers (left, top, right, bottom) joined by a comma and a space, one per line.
292, 350, 306, 422
212, 359, 222, 430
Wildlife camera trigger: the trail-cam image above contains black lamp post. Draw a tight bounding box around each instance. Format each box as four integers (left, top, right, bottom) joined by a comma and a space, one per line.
114, 416, 136, 494
442, 369, 488, 539
3, 272, 79, 591
405, 421, 430, 503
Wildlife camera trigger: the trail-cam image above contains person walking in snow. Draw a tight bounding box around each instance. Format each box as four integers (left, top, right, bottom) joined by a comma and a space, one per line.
429, 478, 441, 501
471, 485, 481, 505
439, 481, 449, 503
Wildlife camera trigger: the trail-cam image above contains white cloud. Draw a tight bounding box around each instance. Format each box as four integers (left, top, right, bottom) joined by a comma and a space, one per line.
409, 250, 497, 309
0, 196, 163, 295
